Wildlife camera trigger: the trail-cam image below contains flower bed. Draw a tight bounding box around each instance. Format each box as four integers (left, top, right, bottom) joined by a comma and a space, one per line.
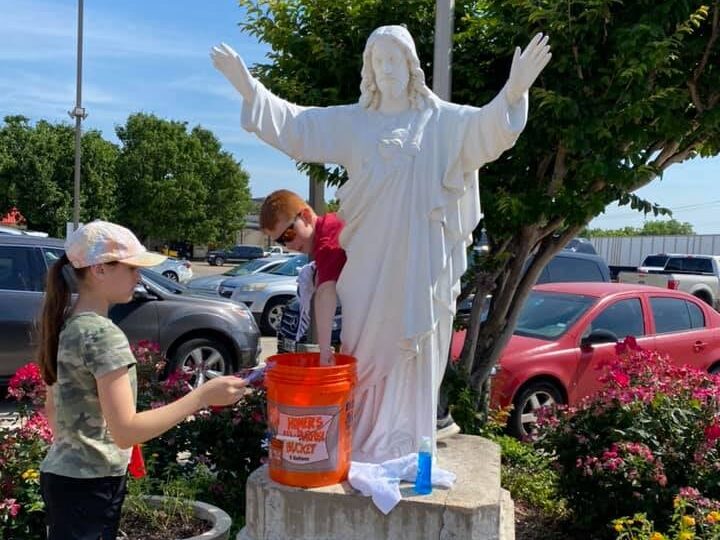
536, 338, 720, 538
0, 341, 268, 538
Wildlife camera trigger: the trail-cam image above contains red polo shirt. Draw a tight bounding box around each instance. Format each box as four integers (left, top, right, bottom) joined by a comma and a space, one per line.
312, 213, 346, 286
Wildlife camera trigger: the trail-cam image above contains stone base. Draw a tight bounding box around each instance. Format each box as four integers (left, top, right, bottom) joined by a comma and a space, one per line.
237, 435, 514, 540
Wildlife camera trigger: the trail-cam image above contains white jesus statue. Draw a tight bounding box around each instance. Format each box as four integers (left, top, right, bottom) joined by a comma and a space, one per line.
212, 25, 551, 463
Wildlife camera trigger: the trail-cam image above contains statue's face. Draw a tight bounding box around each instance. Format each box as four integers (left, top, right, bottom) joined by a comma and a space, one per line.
371, 36, 410, 99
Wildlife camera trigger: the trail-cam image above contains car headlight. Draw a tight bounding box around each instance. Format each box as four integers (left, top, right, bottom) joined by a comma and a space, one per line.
241, 283, 268, 292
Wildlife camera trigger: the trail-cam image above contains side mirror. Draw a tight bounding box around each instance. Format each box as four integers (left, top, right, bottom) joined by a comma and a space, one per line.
580, 329, 619, 351
133, 284, 153, 301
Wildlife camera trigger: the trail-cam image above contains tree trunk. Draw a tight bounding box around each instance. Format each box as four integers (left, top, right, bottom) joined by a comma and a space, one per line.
459, 224, 584, 410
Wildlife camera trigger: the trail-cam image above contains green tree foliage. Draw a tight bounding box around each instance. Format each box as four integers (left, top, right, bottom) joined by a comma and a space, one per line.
115, 113, 251, 245
0, 115, 119, 236
237, 0, 719, 396
585, 219, 695, 237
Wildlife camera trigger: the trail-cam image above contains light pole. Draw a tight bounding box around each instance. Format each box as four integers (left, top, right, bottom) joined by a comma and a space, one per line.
432, 0, 455, 101
68, 0, 87, 231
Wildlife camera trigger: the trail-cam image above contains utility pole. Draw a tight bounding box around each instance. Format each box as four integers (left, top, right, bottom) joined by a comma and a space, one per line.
69, 0, 87, 231
432, 0, 455, 101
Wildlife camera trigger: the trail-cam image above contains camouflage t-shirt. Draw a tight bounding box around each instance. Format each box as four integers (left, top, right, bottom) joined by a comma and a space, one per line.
40, 312, 137, 478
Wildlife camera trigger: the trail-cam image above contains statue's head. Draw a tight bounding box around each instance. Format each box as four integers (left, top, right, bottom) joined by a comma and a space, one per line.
360, 25, 435, 110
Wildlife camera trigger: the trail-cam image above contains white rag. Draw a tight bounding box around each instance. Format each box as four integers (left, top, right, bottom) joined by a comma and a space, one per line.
348, 454, 456, 514
295, 261, 316, 341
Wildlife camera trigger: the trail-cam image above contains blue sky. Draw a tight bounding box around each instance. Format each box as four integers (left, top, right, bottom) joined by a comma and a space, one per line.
2, 0, 718, 232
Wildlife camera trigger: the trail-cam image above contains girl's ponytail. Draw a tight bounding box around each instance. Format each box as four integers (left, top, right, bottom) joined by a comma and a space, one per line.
38, 254, 72, 385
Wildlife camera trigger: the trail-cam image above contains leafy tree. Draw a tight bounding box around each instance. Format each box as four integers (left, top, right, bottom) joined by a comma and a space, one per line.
0, 115, 119, 236
115, 113, 251, 245
585, 219, 695, 237
237, 0, 719, 404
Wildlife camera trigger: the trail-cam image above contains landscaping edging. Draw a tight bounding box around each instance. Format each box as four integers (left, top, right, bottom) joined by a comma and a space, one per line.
143, 495, 232, 540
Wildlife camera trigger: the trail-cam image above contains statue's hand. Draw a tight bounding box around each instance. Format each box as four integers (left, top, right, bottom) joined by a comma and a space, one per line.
506, 33, 551, 105
210, 43, 255, 101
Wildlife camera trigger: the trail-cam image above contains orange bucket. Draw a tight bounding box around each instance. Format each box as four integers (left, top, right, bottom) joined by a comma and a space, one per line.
265, 352, 356, 488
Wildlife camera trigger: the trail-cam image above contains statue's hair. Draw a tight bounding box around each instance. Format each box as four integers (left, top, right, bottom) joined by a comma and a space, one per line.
359, 34, 434, 111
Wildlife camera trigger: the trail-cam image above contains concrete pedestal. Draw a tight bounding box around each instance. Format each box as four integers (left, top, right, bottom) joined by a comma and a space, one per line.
237, 435, 514, 540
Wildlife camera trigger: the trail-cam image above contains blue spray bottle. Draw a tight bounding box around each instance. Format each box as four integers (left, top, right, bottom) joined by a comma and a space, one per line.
414, 436, 433, 495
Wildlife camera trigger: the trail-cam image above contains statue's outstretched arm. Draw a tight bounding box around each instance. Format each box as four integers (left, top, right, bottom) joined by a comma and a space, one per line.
505, 33, 552, 106
210, 43, 256, 101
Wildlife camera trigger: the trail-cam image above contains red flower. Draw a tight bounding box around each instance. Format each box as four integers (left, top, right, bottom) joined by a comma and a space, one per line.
705, 421, 720, 443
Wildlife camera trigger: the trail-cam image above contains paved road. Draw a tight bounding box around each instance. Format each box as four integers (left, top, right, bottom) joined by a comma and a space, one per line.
186, 260, 228, 279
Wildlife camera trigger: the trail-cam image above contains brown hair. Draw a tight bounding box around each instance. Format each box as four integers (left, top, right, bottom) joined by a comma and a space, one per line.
259, 190, 309, 231
37, 254, 84, 385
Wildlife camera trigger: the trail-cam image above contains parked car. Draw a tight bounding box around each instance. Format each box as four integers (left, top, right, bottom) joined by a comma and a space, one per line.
220, 254, 308, 334
206, 244, 265, 266
0, 225, 48, 237
264, 245, 287, 256
619, 254, 720, 309
563, 237, 597, 255
450, 282, 720, 437
148, 256, 193, 283
277, 250, 612, 352
0, 235, 261, 385
186, 255, 291, 295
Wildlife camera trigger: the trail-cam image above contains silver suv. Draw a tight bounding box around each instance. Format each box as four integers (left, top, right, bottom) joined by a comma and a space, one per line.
0, 235, 261, 385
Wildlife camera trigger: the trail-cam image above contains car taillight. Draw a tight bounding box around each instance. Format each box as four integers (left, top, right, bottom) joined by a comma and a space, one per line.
183, 261, 191, 268
667, 279, 680, 290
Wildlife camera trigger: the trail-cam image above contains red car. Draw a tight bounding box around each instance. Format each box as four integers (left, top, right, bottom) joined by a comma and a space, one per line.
452, 283, 720, 437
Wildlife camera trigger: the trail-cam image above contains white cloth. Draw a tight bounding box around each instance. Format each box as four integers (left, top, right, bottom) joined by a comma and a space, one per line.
241, 41, 527, 463
295, 261, 316, 341
348, 454, 456, 514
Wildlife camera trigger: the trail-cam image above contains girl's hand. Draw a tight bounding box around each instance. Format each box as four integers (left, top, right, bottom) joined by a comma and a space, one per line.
196, 376, 247, 408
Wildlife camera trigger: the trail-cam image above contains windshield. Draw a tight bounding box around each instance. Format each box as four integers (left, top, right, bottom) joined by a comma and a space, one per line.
642, 255, 669, 268
270, 255, 308, 276
141, 268, 187, 294
514, 291, 596, 340
223, 259, 273, 277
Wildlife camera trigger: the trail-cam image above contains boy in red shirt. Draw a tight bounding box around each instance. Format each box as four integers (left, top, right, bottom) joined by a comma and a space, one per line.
260, 190, 346, 365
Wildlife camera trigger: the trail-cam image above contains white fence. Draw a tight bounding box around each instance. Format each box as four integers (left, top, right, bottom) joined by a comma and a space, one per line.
590, 235, 720, 267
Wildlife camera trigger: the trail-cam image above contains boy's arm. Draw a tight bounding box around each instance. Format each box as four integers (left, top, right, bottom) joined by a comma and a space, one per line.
314, 280, 338, 366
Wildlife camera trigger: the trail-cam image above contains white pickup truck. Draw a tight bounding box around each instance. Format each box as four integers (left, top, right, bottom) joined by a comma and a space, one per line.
618, 255, 720, 310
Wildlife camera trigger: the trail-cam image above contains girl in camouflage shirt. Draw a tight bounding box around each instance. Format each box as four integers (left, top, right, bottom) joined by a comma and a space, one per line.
37, 221, 248, 540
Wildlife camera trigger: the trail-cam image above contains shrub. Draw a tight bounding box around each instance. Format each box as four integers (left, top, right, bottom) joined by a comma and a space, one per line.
536, 338, 720, 536
0, 363, 51, 540
613, 489, 720, 540
131, 341, 268, 529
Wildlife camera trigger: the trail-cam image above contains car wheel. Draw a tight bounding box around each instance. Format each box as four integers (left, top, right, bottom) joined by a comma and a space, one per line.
261, 296, 292, 335
215, 256, 225, 266
162, 271, 179, 281
509, 380, 564, 439
170, 338, 232, 389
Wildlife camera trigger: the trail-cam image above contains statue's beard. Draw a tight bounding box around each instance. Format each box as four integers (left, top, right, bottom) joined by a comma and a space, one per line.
377, 77, 409, 100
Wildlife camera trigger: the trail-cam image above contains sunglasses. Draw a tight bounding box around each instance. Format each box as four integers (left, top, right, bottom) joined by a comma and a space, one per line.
274, 213, 302, 246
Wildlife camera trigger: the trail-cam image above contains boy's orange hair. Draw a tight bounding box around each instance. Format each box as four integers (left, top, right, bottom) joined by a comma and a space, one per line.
259, 189, 310, 231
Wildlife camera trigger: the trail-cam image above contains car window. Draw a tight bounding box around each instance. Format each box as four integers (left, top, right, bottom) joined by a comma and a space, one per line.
271, 255, 308, 276
642, 255, 669, 268
140, 268, 186, 294
545, 257, 605, 282
0, 246, 45, 292
665, 257, 713, 274
651, 297, 702, 333
586, 298, 644, 339
514, 291, 596, 340
687, 301, 705, 329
